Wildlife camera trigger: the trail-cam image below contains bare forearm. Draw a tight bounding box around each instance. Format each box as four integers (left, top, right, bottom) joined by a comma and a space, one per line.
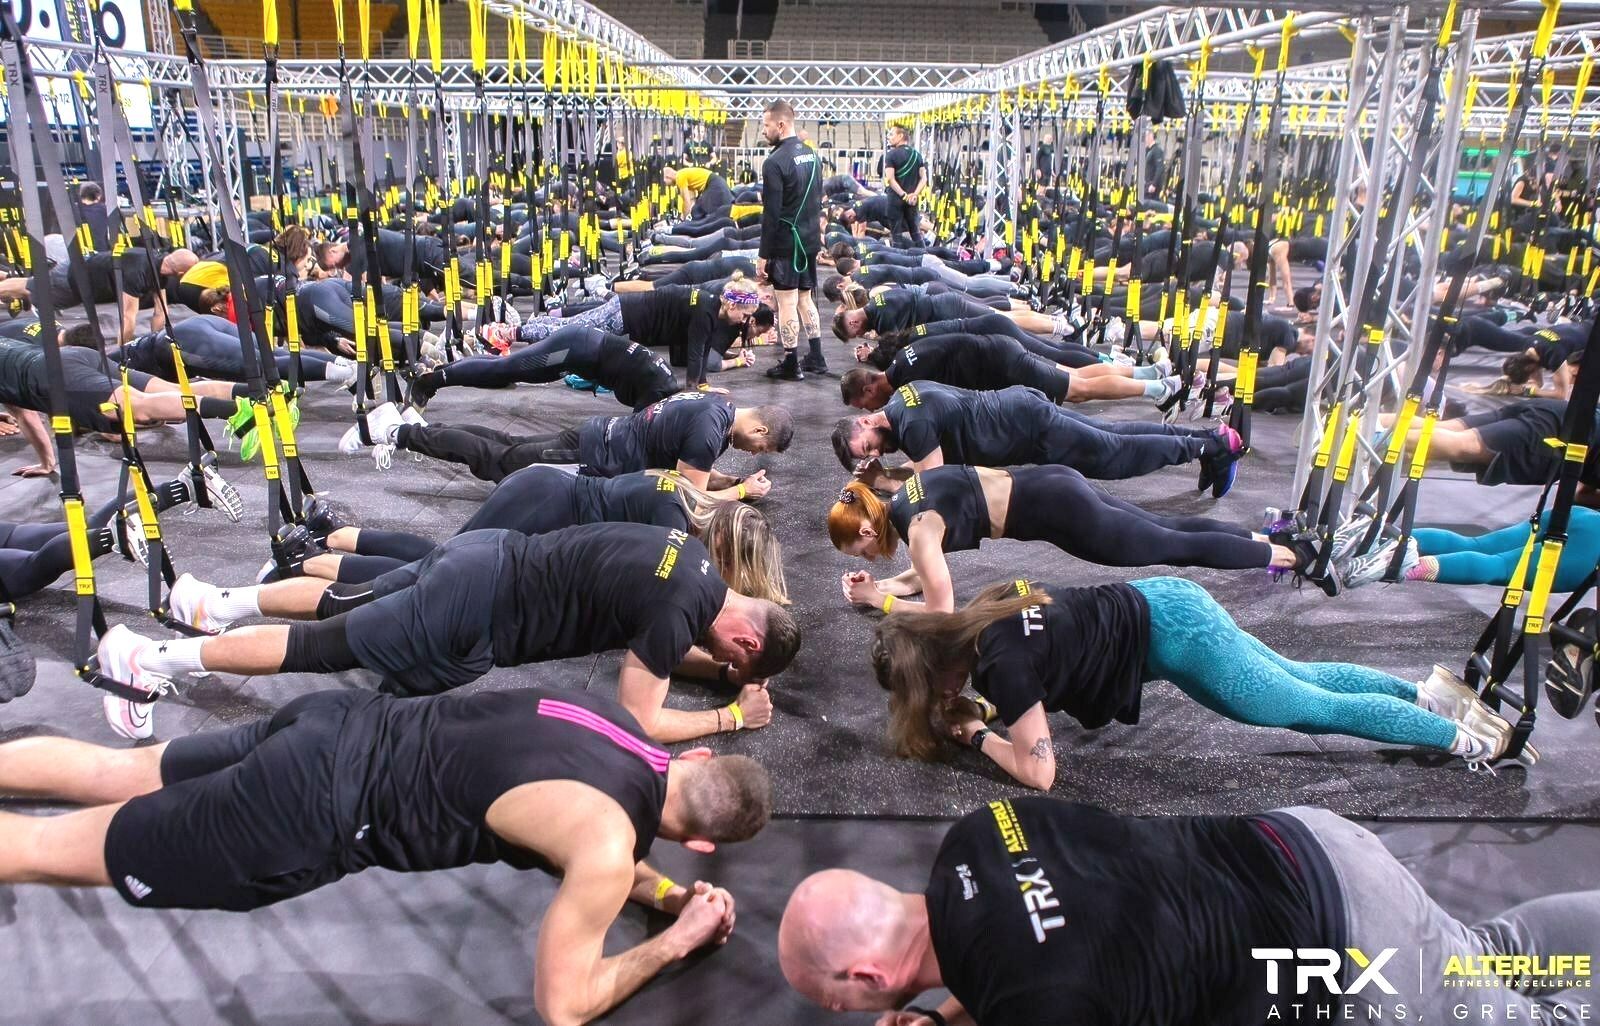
562, 934, 686, 1026
645, 706, 726, 744
12, 408, 54, 468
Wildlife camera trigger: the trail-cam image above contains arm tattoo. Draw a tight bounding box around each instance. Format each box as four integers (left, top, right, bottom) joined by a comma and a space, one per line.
1029, 738, 1050, 762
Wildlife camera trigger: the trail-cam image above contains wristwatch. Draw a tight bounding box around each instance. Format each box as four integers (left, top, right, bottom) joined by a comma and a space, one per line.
969, 727, 993, 751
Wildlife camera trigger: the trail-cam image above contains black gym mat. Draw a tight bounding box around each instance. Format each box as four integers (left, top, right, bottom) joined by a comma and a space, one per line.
1, 304, 1598, 820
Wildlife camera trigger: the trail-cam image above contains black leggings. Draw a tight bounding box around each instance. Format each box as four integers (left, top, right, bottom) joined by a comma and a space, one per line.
174, 316, 340, 382
640, 236, 748, 266
333, 466, 586, 582
1451, 315, 1533, 356
1042, 407, 1217, 480
395, 422, 580, 482
0, 494, 124, 601
1007, 465, 1269, 569
417, 325, 604, 395
920, 314, 1100, 368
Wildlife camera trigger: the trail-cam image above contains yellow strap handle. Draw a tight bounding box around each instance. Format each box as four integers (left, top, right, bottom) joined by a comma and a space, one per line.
1330, 411, 1362, 483
1533, 0, 1561, 60
1312, 401, 1343, 470
331, 0, 346, 49
358, 0, 372, 62
262, 0, 279, 48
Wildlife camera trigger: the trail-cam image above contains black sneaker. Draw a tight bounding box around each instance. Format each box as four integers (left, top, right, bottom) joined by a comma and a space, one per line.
766, 352, 804, 380
301, 497, 347, 539
801, 357, 832, 376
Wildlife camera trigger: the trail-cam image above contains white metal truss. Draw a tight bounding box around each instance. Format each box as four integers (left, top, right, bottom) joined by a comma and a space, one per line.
1293, 7, 1484, 506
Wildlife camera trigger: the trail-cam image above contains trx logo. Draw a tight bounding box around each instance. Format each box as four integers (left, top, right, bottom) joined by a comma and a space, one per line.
1020, 605, 1045, 636
1252, 948, 1399, 996
896, 384, 920, 408
873, 294, 886, 308
22, 322, 40, 336
1014, 859, 1066, 944
123, 875, 153, 900
988, 798, 1028, 854
690, 288, 701, 306
656, 476, 678, 492
1535, 329, 1559, 343
903, 474, 924, 505
902, 345, 918, 366
914, 324, 927, 337
1013, 579, 1032, 597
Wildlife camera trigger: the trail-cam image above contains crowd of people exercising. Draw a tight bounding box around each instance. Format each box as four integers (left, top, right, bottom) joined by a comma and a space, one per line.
0, 96, 1597, 1026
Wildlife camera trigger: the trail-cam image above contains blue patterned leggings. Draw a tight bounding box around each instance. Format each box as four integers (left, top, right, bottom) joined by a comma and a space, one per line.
1132, 576, 1457, 751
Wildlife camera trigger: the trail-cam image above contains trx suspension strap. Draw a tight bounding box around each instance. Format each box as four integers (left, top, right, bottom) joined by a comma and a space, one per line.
173, 0, 316, 572
1222, 17, 1297, 473
0, 5, 161, 702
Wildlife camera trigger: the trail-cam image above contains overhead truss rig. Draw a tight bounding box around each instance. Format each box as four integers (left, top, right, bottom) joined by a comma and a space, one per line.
9, 2, 1596, 125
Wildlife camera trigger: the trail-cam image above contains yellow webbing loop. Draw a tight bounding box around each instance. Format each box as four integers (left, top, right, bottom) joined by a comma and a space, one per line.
263, 0, 279, 48
1524, 539, 1564, 635
285, 293, 301, 352
1312, 402, 1342, 470
358, 0, 372, 62
1533, 0, 1561, 60
1385, 396, 1419, 464
64, 497, 95, 596
1330, 411, 1362, 483
269, 389, 299, 460
1235, 348, 1259, 404
251, 404, 281, 481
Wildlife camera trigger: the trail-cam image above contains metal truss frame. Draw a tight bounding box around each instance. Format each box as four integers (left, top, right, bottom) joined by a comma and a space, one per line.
1292, 7, 1482, 506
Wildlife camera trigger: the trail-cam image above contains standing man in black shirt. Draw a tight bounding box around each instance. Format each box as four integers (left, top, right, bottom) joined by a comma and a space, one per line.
99, 523, 802, 743
781, 798, 1600, 1026
883, 125, 927, 248
758, 100, 827, 380
0, 686, 769, 1026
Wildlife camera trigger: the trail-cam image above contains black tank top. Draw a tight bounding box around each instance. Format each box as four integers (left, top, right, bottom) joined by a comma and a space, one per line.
888, 466, 991, 553
336, 687, 668, 876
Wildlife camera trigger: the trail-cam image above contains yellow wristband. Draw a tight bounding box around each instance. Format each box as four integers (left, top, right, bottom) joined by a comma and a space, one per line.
727, 701, 745, 730
736, 483, 747, 500
653, 877, 676, 910
881, 594, 896, 614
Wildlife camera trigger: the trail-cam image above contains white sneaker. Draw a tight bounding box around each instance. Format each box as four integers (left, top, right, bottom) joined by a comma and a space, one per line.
120, 510, 149, 568
96, 624, 171, 741
1149, 375, 1183, 406
198, 462, 244, 522
337, 421, 367, 456
366, 402, 405, 446
583, 274, 610, 296
401, 407, 428, 428
325, 356, 358, 387
1329, 515, 1376, 564
419, 331, 446, 365
103, 694, 156, 741
167, 572, 231, 633
1341, 537, 1417, 589
1102, 319, 1127, 346
1151, 357, 1174, 377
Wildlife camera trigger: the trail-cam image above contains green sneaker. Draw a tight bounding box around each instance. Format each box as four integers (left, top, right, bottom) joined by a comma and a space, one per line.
227, 396, 255, 437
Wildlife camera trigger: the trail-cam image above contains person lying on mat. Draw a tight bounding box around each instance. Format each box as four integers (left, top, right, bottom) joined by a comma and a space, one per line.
868, 577, 1531, 790
0, 686, 766, 1026
96, 523, 801, 744
779, 797, 1596, 1025
827, 470, 1320, 614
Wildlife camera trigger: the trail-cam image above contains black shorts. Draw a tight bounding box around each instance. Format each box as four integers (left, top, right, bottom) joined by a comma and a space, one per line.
344, 529, 507, 695
767, 253, 818, 292
104, 691, 371, 911
1458, 399, 1565, 485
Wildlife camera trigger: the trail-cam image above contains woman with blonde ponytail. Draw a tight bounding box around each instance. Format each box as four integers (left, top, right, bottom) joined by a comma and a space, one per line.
294, 467, 787, 605
872, 577, 1523, 790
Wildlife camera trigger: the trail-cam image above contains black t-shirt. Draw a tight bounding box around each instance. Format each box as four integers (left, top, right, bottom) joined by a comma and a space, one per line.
663, 255, 757, 285
0, 337, 47, 408
973, 580, 1149, 728
857, 265, 941, 289
1139, 240, 1231, 283
927, 798, 1329, 1026
888, 466, 990, 552
0, 317, 45, 343
491, 523, 728, 677
852, 195, 896, 226
578, 390, 734, 477
569, 471, 694, 533
621, 284, 696, 345
884, 144, 925, 193
760, 136, 824, 260
1530, 322, 1589, 370
337, 686, 667, 876
885, 382, 1052, 465
885, 333, 1020, 393
116, 249, 161, 300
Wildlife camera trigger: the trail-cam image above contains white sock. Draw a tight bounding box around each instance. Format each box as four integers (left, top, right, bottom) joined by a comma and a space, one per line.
140, 636, 209, 676
986, 259, 1002, 273
1142, 379, 1167, 399
209, 584, 263, 625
